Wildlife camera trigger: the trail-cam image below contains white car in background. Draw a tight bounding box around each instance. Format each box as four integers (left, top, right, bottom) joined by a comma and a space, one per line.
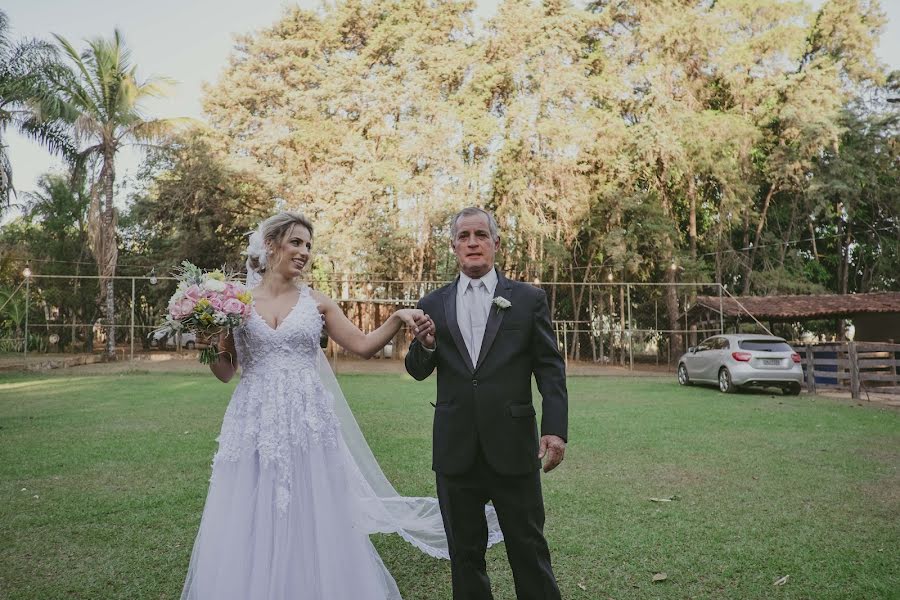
148, 330, 199, 350
677, 334, 804, 395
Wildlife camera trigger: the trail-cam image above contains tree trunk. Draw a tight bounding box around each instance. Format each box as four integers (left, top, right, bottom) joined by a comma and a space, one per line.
101, 151, 118, 360
571, 259, 592, 363
665, 264, 681, 363
740, 210, 752, 294
416, 226, 430, 281
778, 199, 797, 267
808, 219, 819, 259
836, 205, 845, 294
749, 184, 777, 263
841, 220, 851, 294
744, 184, 777, 294
688, 174, 698, 259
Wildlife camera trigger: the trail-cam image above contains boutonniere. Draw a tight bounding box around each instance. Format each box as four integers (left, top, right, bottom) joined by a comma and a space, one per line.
492, 296, 512, 313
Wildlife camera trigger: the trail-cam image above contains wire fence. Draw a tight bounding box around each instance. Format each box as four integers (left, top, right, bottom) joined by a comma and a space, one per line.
0, 273, 728, 367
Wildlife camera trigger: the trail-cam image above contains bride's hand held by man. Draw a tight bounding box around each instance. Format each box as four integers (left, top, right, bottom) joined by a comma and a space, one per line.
395, 309, 434, 344
410, 312, 436, 349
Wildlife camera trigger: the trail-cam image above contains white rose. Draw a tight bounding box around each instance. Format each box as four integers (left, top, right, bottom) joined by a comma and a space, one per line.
493, 296, 512, 310
202, 279, 227, 293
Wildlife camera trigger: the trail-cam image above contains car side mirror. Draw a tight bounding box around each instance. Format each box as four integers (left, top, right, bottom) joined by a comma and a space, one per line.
688, 346, 696, 354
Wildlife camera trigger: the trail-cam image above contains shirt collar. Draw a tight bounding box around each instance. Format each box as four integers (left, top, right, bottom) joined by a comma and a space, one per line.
458, 268, 498, 299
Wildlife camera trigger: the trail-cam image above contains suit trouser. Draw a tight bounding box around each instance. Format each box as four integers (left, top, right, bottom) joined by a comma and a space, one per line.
435, 450, 561, 600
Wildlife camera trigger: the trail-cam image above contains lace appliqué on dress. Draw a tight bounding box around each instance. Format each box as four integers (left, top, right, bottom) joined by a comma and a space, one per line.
214, 285, 341, 513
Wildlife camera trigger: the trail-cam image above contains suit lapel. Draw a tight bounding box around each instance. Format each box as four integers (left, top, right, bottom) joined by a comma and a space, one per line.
475, 269, 512, 371
443, 279, 475, 373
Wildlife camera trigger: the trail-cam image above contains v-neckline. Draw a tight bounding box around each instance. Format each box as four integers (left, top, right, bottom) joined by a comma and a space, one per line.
252, 291, 303, 332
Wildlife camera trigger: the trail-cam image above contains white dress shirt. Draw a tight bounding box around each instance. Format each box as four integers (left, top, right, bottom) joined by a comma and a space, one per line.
457, 269, 498, 366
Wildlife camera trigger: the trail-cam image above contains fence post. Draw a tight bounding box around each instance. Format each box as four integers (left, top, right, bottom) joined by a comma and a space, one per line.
24, 276, 30, 360
849, 341, 860, 400
619, 285, 625, 366
626, 283, 633, 371
805, 345, 817, 395
130, 277, 136, 362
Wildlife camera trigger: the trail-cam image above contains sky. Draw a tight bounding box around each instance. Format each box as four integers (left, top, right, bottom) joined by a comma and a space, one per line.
3, 0, 900, 205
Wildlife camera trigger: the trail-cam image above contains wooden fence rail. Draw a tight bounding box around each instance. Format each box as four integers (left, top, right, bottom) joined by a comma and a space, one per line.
794, 342, 900, 399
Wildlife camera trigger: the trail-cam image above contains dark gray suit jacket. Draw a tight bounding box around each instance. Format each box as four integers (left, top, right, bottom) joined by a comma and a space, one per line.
405, 269, 568, 476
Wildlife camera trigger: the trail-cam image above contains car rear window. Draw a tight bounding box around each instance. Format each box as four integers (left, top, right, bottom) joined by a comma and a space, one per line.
738, 340, 792, 352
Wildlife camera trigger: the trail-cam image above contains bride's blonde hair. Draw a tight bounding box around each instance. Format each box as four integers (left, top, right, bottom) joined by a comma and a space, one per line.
247, 211, 314, 274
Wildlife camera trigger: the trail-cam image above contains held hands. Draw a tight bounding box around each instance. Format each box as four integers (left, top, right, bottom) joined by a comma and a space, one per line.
538, 435, 566, 473
394, 309, 435, 349
413, 313, 436, 349
395, 309, 435, 342
395, 308, 424, 330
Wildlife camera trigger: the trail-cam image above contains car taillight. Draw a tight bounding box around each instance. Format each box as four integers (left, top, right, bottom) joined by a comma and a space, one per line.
731, 352, 752, 362
791, 353, 801, 363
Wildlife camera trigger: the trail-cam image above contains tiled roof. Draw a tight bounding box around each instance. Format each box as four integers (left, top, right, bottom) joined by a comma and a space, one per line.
690, 292, 900, 320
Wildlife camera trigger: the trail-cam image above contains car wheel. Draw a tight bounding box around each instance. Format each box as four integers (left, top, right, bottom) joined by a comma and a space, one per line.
185, 341, 196, 350
784, 382, 801, 396
677, 363, 692, 386
718, 367, 737, 394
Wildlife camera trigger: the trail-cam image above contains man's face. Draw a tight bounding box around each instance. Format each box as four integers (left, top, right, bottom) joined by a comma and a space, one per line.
452, 213, 499, 278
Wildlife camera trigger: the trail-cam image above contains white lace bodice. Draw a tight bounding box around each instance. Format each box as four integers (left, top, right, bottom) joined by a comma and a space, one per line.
214, 284, 343, 512
235, 284, 324, 375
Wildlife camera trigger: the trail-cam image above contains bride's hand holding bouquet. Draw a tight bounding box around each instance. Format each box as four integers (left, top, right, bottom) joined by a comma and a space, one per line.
159, 261, 253, 364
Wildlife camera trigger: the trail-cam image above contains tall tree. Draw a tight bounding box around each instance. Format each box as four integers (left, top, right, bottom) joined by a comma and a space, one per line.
123, 129, 276, 270
0, 9, 74, 206
51, 30, 176, 358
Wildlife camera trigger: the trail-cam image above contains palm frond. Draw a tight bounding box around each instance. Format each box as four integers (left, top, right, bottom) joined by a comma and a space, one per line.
52, 33, 104, 112
17, 115, 77, 159
0, 148, 14, 204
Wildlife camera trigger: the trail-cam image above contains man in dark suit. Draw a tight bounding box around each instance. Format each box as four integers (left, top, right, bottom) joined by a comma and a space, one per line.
406, 207, 568, 600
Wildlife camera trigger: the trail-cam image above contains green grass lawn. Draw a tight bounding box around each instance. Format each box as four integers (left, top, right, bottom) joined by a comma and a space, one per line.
1, 372, 898, 599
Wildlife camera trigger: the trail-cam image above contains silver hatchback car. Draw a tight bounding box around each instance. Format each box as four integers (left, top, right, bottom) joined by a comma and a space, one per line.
676, 334, 804, 395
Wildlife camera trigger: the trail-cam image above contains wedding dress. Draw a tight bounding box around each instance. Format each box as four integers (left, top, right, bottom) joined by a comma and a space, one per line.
181, 283, 502, 599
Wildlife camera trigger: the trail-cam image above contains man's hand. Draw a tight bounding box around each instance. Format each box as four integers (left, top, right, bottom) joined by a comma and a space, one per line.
413, 313, 436, 349
538, 435, 566, 473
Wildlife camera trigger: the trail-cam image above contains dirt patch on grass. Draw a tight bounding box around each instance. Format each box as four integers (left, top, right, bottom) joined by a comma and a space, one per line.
860, 470, 900, 515
858, 441, 900, 515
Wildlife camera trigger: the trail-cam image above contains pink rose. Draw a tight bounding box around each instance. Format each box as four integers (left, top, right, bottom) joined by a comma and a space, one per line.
222, 298, 245, 316
208, 296, 223, 311
169, 298, 195, 319
184, 285, 202, 302
223, 283, 240, 299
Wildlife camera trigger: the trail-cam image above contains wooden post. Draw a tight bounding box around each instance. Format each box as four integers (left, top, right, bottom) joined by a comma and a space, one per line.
619, 285, 626, 367
849, 341, 860, 400
805, 345, 817, 395
893, 346, 899, 388
626, 283, 634, 371
130, 277, 135, 362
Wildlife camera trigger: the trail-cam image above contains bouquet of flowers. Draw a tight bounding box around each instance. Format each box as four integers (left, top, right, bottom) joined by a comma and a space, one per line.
158, 261, 253, 364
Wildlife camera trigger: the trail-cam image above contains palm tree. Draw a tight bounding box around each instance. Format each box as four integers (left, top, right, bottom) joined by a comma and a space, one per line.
0, 9, 74, 206
52, 29, 176, 359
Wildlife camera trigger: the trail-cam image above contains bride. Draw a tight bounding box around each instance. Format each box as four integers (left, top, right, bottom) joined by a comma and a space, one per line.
181, 211, 500, 599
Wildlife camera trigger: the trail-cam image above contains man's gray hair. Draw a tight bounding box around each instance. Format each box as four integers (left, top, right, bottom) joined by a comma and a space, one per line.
450, 207, 500, 242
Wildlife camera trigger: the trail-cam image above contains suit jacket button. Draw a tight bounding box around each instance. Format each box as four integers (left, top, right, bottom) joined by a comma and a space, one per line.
472, 379, 478, 387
